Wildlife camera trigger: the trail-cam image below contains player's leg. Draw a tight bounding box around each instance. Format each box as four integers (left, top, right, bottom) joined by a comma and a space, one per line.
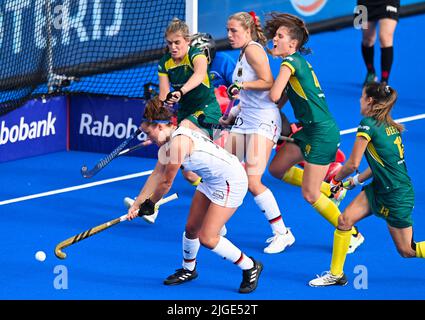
163, 190, 209, 286
200, 202, 263, 293
361, 20, 378, 85
378, 18, 397, 84
246, 133, 294, 254
309, 191, 371, 287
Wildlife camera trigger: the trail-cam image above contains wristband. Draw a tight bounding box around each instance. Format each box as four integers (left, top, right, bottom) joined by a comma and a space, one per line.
353, 174, 364, 186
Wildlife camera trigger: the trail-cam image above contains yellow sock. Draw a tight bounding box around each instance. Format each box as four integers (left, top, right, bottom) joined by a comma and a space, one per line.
312, 193, 341, 227
282, 166, 331, 197
330, 229, 352, 276
191, 177, 203, 187
416, 241, 425, 258
282, 166, 304, 186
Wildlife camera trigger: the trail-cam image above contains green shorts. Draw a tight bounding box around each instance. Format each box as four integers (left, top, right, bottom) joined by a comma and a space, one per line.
177, 101, 222, 138
292, 120, 340, 165
364, 182, 415, 228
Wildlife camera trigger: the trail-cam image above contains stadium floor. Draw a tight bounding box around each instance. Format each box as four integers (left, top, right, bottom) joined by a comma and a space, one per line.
1, 14, 424, 301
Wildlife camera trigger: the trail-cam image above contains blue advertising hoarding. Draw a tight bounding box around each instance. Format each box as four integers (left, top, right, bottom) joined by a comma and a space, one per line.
68, 95, 158, 159
0, 96, 67, 162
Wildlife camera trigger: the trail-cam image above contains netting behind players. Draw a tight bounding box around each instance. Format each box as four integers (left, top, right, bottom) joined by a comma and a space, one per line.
0, 0, 185, 116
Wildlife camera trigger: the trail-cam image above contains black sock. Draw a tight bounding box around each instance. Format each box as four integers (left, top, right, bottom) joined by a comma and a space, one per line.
361, 44, 375, 73
381, 46, 394, 83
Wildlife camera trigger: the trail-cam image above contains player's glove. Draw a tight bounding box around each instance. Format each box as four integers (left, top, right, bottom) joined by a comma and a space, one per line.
164, 89, 183, 104
226, 82, 242, 99
138, 198, 156, 216
345, 173, 364, 190
329, 177, 344, 196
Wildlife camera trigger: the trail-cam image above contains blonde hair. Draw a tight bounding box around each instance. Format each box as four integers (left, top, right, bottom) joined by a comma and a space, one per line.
228, 12, 267, 46
165, 18, 190, 40
364, 83, 403, 132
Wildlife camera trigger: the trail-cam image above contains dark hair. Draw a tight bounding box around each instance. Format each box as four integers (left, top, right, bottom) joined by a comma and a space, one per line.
264, 12, 311, 55
190, 33, 216, 64
142, 96, 174, 125
364, 82, 403, 132
228, 12, 267, 46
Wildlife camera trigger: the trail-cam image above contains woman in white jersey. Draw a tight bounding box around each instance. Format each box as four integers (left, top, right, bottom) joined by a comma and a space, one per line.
220, 11, 294, 254
127, 96, 263, 294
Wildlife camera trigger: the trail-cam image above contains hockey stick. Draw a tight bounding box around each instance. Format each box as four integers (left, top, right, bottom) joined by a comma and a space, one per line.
54, 193, 178, 259
81, 129, 142, 178
197, 113, 295, 143
118, 139, 153, 157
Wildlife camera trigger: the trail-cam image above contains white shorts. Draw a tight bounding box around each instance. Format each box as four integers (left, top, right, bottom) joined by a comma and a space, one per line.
197, 171, 248, 208
230, 107, 282, 143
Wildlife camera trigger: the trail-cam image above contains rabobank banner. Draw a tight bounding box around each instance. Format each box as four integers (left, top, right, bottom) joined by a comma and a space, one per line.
0, 96, 66, 162
199, 0, 425, 40
69, 95, 158, 159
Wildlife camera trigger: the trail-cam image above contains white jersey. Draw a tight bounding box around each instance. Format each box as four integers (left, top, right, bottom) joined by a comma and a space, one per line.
171, 126, 247, 207
232, 41, 277, 110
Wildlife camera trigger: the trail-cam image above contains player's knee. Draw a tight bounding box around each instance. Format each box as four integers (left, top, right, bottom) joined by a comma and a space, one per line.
247, 177, 263, 195
268, 163, 283, 179
396, 245, 416, 258
302, 188, 319, 204
199, 231, 219, 249
337, 214, 353, 230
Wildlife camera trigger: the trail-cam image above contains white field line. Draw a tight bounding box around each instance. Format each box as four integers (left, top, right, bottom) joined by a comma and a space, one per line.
0, 170, 153, 206
2, 114, 424, 206
340, 113, 425, 135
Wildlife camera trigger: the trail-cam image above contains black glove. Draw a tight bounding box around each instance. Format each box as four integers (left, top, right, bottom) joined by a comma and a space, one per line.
165, 89, 183, 104
138, 198, 156, 216
226, 82, 242, 99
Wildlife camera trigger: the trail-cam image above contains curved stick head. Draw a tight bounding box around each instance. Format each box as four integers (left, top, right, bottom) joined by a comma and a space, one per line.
54, 247, 67, 259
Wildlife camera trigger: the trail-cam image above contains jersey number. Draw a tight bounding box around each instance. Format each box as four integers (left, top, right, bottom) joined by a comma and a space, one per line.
393, 136, 404, 159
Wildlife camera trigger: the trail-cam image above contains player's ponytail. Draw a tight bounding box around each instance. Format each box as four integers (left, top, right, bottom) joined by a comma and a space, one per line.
364, 83, 403, 132
143, 96, 174, 125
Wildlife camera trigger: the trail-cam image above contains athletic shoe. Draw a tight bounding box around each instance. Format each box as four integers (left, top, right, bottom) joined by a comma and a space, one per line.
123, 196, 158, 224
348, 228, 365, 254
239, 257, 263, 293
309, 271, 348, 287
364, 72, 378, 86
330, 187, 347, 207
163, 267, 198, 286
264, 229, 295, 254
219, 224, 227, 237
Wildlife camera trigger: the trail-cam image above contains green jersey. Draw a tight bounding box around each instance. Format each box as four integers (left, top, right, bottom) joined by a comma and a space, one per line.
357, 117, 412, 193
281, 52, 335, 125
158, 46, 217, 120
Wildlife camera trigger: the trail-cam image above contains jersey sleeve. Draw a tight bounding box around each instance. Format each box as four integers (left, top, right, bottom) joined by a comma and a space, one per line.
281, 55, 300, 76
158, 55, 168, 77
189, 46, 206, 65
356, 117, 375, 142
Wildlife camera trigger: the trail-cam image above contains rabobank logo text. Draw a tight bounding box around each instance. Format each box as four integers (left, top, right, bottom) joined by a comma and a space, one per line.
79, 113, 147, 141
290, 0, 327, 16
0, 112, 56, 145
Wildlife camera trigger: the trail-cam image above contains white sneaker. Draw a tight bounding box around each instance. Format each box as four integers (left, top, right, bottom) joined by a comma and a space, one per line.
330, 187, 347, 207
347, 231, 365, 254
309, 271, 348, 287
123, 196, 158, 224
219, 224, 227, 237
264, 229, 295, 254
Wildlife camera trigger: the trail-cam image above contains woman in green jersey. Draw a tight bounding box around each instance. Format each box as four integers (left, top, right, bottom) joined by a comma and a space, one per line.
309, 82, 424, 287
265, 13, 364, 254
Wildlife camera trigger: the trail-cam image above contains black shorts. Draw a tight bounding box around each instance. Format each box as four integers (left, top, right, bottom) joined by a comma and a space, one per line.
356, 0, 400, 22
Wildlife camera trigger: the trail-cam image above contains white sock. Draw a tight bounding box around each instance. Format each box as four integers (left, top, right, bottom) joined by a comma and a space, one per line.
182, 232, 200, 271
212, 236, 254, 270
254, 188, 287, 235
